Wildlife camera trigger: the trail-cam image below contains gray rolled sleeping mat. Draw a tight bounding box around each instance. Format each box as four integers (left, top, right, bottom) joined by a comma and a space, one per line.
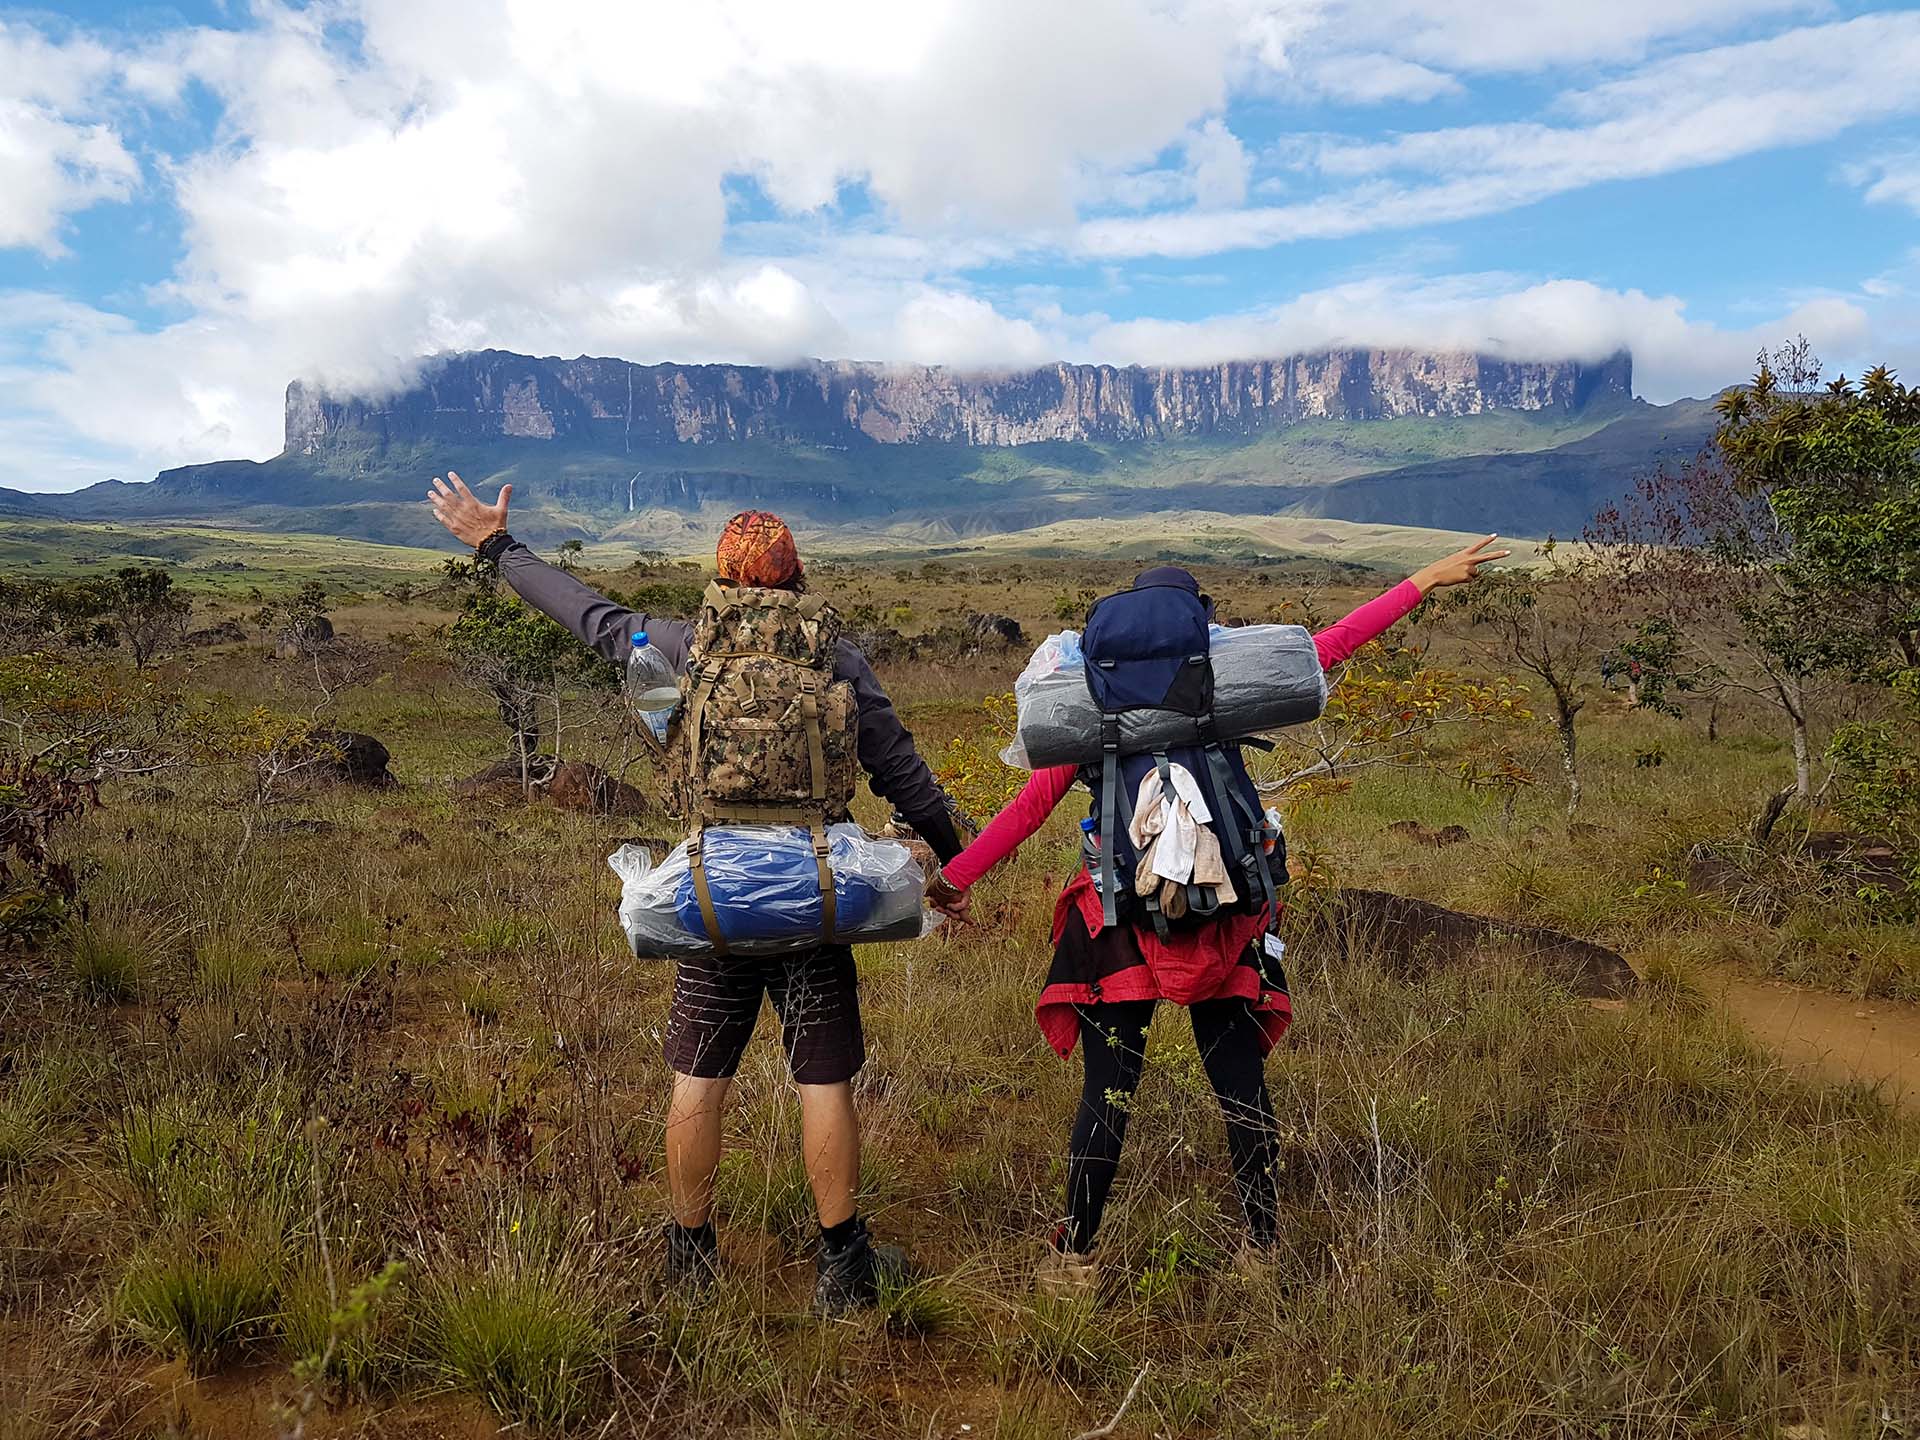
1013, 623, 1328, 769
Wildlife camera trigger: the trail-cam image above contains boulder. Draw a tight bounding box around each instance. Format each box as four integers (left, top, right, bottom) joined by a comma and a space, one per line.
309, 729, 395, 788
1298, 888, 1638, 999
545, 760, 647, 816
965, 612, 1026, 647
845, 626, 909, 664
452, 755, 646, 816
1803, 832, 1906, 887
186, 619, 248, 647
275, 614, 335, 659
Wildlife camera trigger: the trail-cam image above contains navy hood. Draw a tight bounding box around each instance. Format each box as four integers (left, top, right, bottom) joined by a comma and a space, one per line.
1132, 565, 1200, 594
1131, 565, 1213, 620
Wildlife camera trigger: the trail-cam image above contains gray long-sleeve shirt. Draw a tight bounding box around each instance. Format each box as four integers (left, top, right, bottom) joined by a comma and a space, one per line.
497, 541, 963, 861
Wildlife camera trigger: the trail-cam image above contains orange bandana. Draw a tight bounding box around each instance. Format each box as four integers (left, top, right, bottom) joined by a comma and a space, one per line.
715, 510, 802, 587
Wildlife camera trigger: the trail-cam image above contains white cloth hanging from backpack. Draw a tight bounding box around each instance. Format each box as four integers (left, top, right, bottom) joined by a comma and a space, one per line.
1126, 764, 1236, 906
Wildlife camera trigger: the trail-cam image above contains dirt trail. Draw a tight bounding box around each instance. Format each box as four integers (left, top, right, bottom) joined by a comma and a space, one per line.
1700, 966, 1920, 1109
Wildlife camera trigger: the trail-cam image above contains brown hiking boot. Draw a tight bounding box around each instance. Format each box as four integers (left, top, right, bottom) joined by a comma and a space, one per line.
1034, 1245, 1099, 1298
1230, 1238, 1284, 1285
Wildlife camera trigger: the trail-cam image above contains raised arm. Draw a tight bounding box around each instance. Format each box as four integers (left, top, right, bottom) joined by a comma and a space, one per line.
427, 471, 692, 666
938, 764, 1079, 893
1312, 534, 1510, 669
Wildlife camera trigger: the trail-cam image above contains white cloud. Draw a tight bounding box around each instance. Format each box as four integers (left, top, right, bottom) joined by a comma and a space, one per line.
1081, 11, 1920, 258
0, 23, 139, 253
1067, 275, 1878, 403
1307, 0, 1821, 74
1848, 149, 1920, 214
1185, 119, 1251, 209
1307, 53, 1461, 103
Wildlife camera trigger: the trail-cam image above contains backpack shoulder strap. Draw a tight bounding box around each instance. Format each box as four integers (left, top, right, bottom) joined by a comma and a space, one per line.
1098, 716, 1122, 930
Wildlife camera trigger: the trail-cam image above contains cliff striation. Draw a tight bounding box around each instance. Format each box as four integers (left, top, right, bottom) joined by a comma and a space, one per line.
286, 348, 1634, 455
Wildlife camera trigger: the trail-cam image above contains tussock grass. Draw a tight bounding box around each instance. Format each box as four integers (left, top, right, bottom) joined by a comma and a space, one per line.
64, 918, 147, 1003
411, 1211, 617, 1430
118, 1247, 278, 1372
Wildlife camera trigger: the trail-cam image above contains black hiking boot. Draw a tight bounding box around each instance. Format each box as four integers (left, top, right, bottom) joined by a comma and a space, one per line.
664, 1220, 720, 1293
812, 1218, 907, 1316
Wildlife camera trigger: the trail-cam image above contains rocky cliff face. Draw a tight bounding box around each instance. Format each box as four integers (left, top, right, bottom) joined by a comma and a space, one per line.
286, 348, 1633, 454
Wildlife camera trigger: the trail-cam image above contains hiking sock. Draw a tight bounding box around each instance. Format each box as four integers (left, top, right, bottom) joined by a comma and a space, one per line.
664, 1219, 719, 1285
820, 1213, 862, 1254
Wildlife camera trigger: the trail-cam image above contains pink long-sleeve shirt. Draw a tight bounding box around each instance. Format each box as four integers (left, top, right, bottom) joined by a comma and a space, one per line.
944, 579, 1425, 891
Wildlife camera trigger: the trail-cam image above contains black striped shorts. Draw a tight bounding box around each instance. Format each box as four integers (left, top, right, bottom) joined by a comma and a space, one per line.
662, 945, 864, 1085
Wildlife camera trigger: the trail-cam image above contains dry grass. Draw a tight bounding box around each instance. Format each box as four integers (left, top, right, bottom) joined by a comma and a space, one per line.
0, 553, 1915, 1436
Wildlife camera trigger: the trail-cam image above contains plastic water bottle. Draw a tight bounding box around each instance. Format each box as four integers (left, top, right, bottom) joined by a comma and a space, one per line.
625, 632, 680, 743
1080, 816, 1103, 888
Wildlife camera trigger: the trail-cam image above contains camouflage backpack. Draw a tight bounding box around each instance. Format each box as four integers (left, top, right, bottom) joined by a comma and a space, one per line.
673, 582, 859, 952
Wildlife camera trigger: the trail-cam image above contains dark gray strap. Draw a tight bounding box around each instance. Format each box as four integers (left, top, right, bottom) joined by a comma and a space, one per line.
1098, 716, 1122, 930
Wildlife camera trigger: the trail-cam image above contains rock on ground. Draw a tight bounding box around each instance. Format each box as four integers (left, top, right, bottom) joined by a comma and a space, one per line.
275, 615, 335, 659
1298, 888, 1638, 999
965, 612, 1027, 647
453, 756, 647, 816
309, 729, 395, 788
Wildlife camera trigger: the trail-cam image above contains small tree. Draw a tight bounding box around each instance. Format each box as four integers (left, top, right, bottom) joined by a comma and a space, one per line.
105, 567, 192, 669
1436, 550, 1611, 816
1591, 343, 1919, 803
0, 652, 187, 946
556, 540, 585, 574
445, 580, 616, 795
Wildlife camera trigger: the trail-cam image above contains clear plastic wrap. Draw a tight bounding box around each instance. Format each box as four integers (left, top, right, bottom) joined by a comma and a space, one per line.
1004, 623, 1329, 769
609, 823, 933, 959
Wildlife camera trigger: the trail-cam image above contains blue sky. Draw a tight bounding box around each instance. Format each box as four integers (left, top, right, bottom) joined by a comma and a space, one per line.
2, 0, 1918, 491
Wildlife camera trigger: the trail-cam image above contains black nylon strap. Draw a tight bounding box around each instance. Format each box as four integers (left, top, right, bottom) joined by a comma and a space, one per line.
1098, 715, 1122, 929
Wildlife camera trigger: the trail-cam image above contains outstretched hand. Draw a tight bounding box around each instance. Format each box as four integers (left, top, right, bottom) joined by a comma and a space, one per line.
427, 470, 512, 548
926, 867, 973, 924
1410, 534, 1511, 592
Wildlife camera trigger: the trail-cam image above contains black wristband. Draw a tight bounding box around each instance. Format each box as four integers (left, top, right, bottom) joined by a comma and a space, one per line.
476, 530, 515, 564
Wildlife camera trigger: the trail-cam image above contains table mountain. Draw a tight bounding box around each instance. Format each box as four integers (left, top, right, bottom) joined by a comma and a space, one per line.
288, 348, 1633, 453
27, 345, 1715, 552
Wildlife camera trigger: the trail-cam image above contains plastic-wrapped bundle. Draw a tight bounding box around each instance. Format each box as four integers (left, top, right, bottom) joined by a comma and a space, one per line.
609, 824, 932, 959
1004, 623, 1328, 769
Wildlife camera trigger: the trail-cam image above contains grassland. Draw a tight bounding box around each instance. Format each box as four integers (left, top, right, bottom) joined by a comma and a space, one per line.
1, 543, 1917, 1437
0, 520, 451, 596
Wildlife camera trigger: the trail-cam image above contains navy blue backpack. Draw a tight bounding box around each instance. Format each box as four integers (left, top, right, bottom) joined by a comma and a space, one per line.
1079, 570, 1286, 940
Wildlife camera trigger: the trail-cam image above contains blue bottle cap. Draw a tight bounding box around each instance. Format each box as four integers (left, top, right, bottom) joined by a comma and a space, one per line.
1080, 817, 1097, 831
632, 631, 647, 646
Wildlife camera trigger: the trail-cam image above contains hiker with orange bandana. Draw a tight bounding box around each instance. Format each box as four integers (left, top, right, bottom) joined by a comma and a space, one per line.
425, 476, 966, 1313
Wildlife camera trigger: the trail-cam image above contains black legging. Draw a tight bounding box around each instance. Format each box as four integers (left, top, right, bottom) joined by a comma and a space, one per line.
1065, 997, 1279, 1253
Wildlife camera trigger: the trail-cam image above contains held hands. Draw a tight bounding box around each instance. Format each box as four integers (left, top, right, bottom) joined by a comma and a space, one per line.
427, 470, 512, 548
925, 866, 973, 924
1409, 534, 1511, 593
